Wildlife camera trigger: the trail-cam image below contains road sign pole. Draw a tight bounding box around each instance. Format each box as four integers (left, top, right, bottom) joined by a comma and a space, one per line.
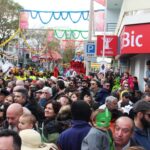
86, 0, 94, 76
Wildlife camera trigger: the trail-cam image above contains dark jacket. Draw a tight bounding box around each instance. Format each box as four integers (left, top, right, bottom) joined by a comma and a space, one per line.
96, 88, 110, 106
132, 127, 150, 150
57, 120, 91, 150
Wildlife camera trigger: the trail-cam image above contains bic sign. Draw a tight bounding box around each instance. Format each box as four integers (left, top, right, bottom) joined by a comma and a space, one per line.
85, 41, 96, 57
120, 24, 150, 54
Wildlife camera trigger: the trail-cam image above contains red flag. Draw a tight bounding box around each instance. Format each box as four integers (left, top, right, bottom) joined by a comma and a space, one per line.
94, 0, 105, 6
95, 11, 105, 32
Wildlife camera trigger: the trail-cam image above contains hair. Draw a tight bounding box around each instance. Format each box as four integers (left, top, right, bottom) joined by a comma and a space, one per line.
71, 101, 92, 122
146, 60, 150, 65
0, 129, 22, 150
15, 88, 28, 99
57, 80, 65, 90
142, 92, 150, 99
105, 96, 118, 103
20, 114, 36, 125
127, 146, 145, 150
45, 101, 61, 114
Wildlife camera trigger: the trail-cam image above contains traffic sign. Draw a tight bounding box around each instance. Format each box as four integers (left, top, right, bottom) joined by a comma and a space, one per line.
84, 41, 96, 57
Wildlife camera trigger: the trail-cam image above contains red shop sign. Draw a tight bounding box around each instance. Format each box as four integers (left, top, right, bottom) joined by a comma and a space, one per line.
120, 24, 150, 54
97, 35, 118, 56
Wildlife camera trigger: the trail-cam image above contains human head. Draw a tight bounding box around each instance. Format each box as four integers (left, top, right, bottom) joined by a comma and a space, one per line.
90, 79, 100, 90
70, 91, 80, 102
113, 116, 134, 148
146, 60, 150, 70
4, 94, 14, 105
6, 103, 23, 129
44, 101, 61, 119
14, 88, 28, 105
105, 96, 118, 111
142, 92, 150, 102
16, 80, 24, 86
103, 80, 111, 90
42, 86, 52, 100
122, 92, 130, 105
83, 93, 93, 106
93, 108, 111, 128
18, 114, 36, 131
0, 88, 10, 103
71, 101, 92, 122
56, 80, 65, 90
133, 100, 150, 129
57, 95, 71, 106
0, 129, 21, 150
19, 129, 58, 150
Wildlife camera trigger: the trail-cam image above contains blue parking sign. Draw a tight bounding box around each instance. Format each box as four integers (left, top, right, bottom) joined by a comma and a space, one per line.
85, 41, 96, 57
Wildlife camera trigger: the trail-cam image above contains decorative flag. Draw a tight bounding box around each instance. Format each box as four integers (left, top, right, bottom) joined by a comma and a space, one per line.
94, 0, 105, 6
47, 30, 54, 42
19, 12, 29, 29
94, 11, 105, 32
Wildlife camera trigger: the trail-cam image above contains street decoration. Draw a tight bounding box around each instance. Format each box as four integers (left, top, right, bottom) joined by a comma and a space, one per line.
22, 9, 89, 24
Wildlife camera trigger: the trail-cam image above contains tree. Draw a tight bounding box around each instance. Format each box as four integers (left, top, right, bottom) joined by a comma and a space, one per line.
63, 41, 75, 63
0, 0, 23, 45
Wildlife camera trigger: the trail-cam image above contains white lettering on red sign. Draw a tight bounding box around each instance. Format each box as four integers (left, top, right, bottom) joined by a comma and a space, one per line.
121, 31, 143, 49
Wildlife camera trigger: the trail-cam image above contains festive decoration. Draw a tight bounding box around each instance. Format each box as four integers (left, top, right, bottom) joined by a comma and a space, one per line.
70, 60, 85, 74
96, 108, 111, 128
22, 9, 89, 24
0, 28, 20, 47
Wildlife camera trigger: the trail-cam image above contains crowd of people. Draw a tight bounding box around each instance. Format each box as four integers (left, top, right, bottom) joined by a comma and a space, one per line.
0, 61, 150, 150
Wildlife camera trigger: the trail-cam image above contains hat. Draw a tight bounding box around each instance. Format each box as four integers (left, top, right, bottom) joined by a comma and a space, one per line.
133, 100, 150, 113
71, 101, 92, 122
19, 129, 58, 150
50, 76, 58, 83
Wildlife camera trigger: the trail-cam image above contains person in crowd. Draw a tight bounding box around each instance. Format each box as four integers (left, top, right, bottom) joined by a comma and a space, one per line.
57, 95, 71, 106
1, 103, 23, 132
38, 86, 53, 108
83, 92, 94, 107
57, 101, 92, 150
19, 129, 58, 150
133, 76, 139, 91
0, 129, 22, 150
35, 79, 45, 90
113, 116, 137, 150
80, 78, 91, 100
96, 80, 111, 106
70, 91, 80, 102
81, 108, 113, 150
13, 88, 28, 106
56, 105, 72, 133
4, 94, 14, 105
144, 60, 150, 83
53, 80, 66, 100
142, 92, 150, 102
0, 88, 10, 105
90, 79, 101, 102
99, 95, 123, 132
121, 72, 134, 90
18, 113, 37, 131
118, 92, 133, 114
132, 100, 150, 150
40, 101, 61, 143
